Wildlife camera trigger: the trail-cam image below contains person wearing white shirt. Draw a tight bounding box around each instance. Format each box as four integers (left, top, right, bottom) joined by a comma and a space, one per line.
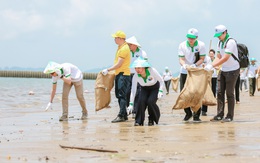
126, 36, 148, 119
43, 61, 88, 121
204, 25, 240, 122
127, 58, 164, 126
162, 66, 172, 95
178, 28, 206, 122
240, 68, 248, 92
247, 57, 258, 96
201, 49, 218, 116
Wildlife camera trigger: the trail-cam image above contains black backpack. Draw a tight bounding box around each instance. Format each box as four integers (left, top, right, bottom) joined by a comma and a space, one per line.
218, 38, 249, 68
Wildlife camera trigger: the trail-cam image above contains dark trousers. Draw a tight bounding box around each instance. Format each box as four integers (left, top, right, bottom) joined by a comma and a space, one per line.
180, 73, 201, 118
133, 83, 141, 114
135, 81, 160, 125
127, 73, 141, 114
212, 78, 217, 97
115, 73, 131, 118
249, 77, 256, 96
164, 80, 171, 93
126, 73, 135, 107
235, 75, 240, 102
202, 77, 217, 112
216, 69, 240, 120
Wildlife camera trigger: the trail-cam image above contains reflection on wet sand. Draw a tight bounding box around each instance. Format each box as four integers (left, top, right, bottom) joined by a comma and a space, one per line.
1, 82, 260, 162
217, 125, 236, 141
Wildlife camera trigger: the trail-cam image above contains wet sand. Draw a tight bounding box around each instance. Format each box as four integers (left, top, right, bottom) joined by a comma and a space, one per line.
0, 90, 260, 162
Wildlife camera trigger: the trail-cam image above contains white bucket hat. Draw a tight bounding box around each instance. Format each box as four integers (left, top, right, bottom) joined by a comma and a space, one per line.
126, 36, 141, 47
130, 57, 151, 68
43, 61, 62, 74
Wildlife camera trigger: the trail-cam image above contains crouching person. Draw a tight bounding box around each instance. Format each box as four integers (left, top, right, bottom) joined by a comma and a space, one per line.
43, 61, 88, 121
127, 58, 164, 126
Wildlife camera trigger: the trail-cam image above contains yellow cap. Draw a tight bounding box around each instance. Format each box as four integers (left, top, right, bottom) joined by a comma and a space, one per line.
111, 30, 126, 39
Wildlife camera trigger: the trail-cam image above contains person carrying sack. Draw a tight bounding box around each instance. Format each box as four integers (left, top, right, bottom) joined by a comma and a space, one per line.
178, 28, 206, 122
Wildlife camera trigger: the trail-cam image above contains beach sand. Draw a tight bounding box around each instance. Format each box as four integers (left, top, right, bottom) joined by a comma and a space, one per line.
0, 89, 260, 163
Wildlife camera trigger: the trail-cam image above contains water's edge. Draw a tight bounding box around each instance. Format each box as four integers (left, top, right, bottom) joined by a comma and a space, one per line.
0, 70, 98, 80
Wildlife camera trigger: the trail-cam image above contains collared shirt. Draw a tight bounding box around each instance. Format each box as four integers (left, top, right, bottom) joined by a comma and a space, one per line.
130, 67, 164, 104
114, 42, 131, 75
217, 34, 239, 72
178, 40, 206, 74
247, 64, 258, 78
52, 63, 83, 84
130, 48, 148, 73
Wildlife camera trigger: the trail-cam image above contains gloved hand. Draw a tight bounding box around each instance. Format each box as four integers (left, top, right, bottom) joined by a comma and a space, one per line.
204, 64, 213, 71
256, 74, 259, 79
102, 69, 108, 76
182, 64, 188, 70
190, 64, 197, 68
157, 90, 163, 99
45, 102, 52, 111
127, 103, 133, 115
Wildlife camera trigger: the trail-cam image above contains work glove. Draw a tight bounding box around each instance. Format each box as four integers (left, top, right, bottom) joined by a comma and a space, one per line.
190, 64, 197, 68
127, 103, 133, 115
157, 90, 163, 99
204, 64, 213, 71
256, 74, 259, 79
45, 102, 52, 111
102, 69, 108, 76
182, 64, 188, 70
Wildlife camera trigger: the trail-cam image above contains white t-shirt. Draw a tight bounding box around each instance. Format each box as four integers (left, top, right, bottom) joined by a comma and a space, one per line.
217, 38, 239, 72
247, 64, 258, 78
240, 68, 248, 80
178, 40, 206, 74
163, 71, 172, 81
52, 63, 83, 83
130, 48, 148, 73
130, 67, 164, 104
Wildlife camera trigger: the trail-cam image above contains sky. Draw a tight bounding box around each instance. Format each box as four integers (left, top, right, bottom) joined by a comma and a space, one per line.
0, 0, 259, 74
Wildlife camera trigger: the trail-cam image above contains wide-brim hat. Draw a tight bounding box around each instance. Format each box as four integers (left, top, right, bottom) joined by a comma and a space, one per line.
43, 61, 62, 74
126, 36, 141, 47
130, 57, 151, 68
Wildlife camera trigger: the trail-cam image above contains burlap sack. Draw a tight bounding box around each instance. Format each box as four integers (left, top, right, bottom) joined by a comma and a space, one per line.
95, 72, 115, 111
257, 76, 260, 91
172, 68, 208, 112
202, 70, 217, 106
171, 77, 179, 92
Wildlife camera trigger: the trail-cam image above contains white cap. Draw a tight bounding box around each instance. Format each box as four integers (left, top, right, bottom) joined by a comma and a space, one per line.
125, 36, 141, 47
214, 25, 227, 37
186, 28, 198, 39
